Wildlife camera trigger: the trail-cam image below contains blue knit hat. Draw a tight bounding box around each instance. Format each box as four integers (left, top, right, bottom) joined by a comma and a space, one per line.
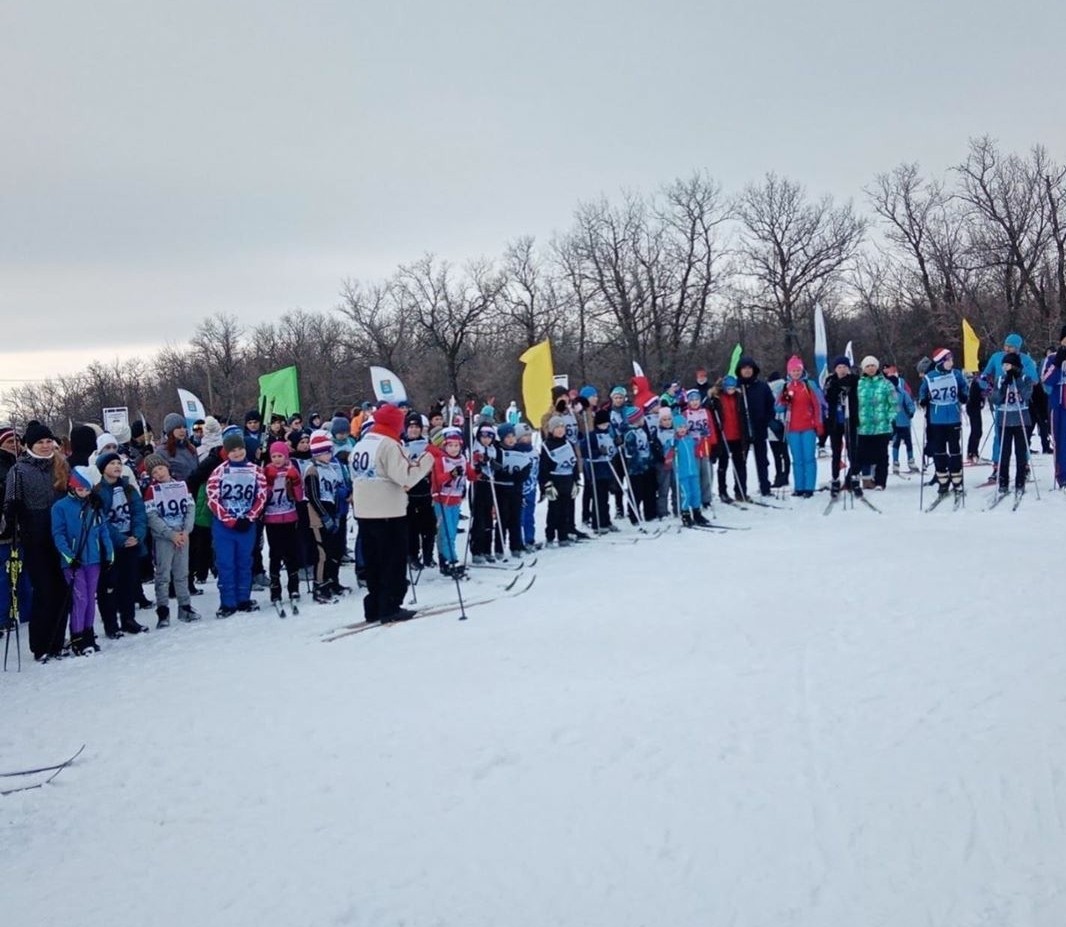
722, 375, 738, 389
579, 385, 598, 400
610, 385, 627, 398
1005, 333, 1023, 349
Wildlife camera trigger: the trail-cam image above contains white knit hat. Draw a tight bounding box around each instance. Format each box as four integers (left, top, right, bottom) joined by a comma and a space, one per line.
860, 355, 880, 370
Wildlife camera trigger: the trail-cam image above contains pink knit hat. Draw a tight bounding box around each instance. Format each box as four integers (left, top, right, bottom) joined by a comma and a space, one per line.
786, 355, 804, 374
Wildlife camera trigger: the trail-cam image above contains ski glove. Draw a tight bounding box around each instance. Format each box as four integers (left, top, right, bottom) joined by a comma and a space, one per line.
321, 515, 339, 534
234, 517, 252, 533
451, 466, 464, 478
544, 483, 558, 501
67, 556, 81, 570
571, 482, 581, 499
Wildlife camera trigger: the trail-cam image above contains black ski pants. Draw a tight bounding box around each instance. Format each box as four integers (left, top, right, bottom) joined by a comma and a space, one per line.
999, 425, 1028, 489
927, 423, 963, 477
856, 433, 892, 488
406, 496, 437, 562
24, 535, 66, 658
266, 521, 302, 598
356, 516, 409, 621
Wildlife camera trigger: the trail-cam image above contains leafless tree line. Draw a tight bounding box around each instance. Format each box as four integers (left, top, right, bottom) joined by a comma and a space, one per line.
6, 137, 1066, 433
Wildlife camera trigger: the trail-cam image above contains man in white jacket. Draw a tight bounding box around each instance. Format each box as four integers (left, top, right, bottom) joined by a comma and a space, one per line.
351, 403, 434, 623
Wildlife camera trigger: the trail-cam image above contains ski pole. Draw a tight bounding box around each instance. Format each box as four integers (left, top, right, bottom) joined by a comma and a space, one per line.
582, 412, 602, 532
612, 444, 648, 529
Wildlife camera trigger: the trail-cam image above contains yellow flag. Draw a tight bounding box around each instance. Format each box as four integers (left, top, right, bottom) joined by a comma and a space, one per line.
519, 340, 554, 426
962, 319, 980, 373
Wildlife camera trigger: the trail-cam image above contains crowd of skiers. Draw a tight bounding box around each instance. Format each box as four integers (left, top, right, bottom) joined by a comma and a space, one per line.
3, 329, 1066, 664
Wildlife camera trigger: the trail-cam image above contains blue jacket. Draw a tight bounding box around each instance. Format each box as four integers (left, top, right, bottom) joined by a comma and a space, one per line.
97, 475, 148, 554
892, 380, 916, 427
50, 493, 114, 566
992, 372, 1033, 428
918, 366, 969, 426
674, 432, 699, 480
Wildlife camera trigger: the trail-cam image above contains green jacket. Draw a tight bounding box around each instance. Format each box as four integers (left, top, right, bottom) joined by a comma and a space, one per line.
856, 373, 898, 435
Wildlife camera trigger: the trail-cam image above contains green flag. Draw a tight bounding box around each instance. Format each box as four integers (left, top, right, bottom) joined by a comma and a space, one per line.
726, 344, 743, 377
258, 365, 301, 419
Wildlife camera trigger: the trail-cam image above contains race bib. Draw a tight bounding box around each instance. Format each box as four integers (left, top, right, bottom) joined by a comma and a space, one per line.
153, 480, 191, 530
266, 472, 296, 517
109, 483, 131, 534
925, 372, 958, 406
350, 433, 385, 482
219, 467, 257, 517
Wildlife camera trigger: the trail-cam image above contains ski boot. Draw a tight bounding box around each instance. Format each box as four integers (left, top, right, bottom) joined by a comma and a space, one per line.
692, 509, 711, 527
178, 605, 201, 622
121, 619, 148, 634
236, 600, 260, 613
69, 631, 86, 656
85, 628, 101, 652
215, 605, 236, 619
156, 606, 170, 629
891, 462, 900, 475
907, 458, 919, 473
830, 479, 841, 499
681, 511, 693, 528
312, 583, 335, 605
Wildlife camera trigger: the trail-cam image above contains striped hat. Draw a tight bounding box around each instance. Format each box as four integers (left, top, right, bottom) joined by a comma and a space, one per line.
69, 466, 95, 492
309, 430, 334, 456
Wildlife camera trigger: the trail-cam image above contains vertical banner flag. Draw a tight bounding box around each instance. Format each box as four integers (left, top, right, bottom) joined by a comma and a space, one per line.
814, 304, 828, 387
519, 340, 555, 425
727, 344, 743, 377
962, 319, 980, 373
368, 366, 407, 404
844, 341, 855, 367
258, 366, 301, 419
177, 389, 207, 429
632, 360, 645, 378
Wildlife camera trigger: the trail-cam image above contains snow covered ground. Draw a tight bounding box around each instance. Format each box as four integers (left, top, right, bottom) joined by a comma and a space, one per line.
4, 452, 1066, 927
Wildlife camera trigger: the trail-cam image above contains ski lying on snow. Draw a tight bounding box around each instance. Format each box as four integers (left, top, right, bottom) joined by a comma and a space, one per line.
0, 744, 86, 779
468, 556, 536, 572
1, 744, 85, 795
322, 574, 538, 642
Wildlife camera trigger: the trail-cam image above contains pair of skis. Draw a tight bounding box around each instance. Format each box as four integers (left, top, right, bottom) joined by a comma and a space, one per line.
984, 489, 1025, 512
1, 744, 85, 796
925, 490, 965, 513
321, 572, 538, 643
824, 492, 882, 515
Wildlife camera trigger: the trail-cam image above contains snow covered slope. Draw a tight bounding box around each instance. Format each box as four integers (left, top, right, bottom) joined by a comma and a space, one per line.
3, 456, 1065, 927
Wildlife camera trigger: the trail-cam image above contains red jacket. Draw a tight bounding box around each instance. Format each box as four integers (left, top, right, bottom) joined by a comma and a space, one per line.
780, 377, 824, 434
717, 393, 743, 442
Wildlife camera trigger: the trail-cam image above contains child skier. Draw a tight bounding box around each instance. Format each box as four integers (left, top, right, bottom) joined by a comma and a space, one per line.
469, 423, 500, 563
51, 466, 113, 654
142, 454, 198, 627
583, 409, 618, 532
917, 348, 969, 497
494, 422, 533, 555
263, 441, 305, 611
403, 412, 437, 569
673, 413, 710, 526
95, 450, 149, 637
621, 405, 656, 523
710, 376, 748, 502
206, 430, 268, 617
539, 416, 578, 546
515, 423, 540, 549
304, 430, 348, 603
650, 406, 677, 518
992, 352, 1033, 495
430, 427, 476, 577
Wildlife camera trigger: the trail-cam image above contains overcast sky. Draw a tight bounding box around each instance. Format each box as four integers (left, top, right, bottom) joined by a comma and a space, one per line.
3, 0, 1064, 385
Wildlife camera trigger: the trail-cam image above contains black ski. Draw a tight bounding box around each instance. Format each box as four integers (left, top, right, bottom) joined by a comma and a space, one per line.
0, 744, 86, 780
925, 493, 951, 513
322, 574, 538, 642
984, 490, 1010, 512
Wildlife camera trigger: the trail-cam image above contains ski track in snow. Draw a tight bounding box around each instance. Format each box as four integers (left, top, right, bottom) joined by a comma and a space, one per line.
2, 453, 1066, 926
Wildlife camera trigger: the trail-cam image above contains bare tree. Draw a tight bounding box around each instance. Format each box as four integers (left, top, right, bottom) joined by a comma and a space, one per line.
190, 312, 247, 420
395, 255, 505, 398
735, 173, 867, 356
954, 137, 1056, 330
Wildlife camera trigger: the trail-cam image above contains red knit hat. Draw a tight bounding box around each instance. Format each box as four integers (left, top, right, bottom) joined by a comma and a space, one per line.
372, 403, 405, 439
